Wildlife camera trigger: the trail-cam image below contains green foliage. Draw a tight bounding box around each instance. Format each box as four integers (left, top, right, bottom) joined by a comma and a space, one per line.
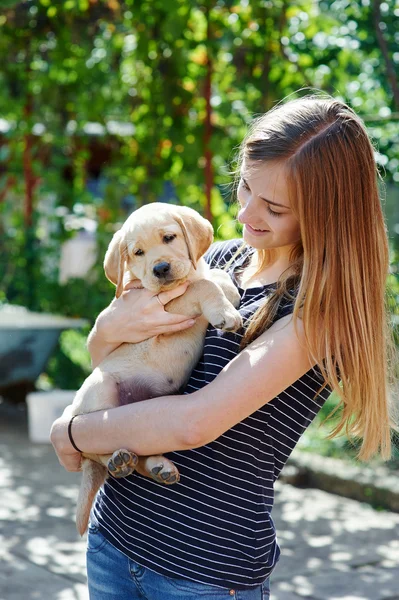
60, 329, 92, 373
300, 389, 399, 469
44, 328, 91, 390
0, 0, 398, 392
298, 392, 359, 460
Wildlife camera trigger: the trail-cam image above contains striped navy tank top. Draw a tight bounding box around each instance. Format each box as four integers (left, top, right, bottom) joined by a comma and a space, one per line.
92, 239, 331, 590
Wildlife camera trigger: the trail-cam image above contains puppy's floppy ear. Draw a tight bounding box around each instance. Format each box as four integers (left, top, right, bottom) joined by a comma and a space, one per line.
174, 208, 214, 269
104, 229, 126, 298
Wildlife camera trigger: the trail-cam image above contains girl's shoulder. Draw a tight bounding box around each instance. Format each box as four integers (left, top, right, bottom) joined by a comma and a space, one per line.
204, 239, 247, 270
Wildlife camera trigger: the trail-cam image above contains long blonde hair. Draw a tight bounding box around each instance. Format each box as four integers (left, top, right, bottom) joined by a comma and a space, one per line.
238, 95, 396, 460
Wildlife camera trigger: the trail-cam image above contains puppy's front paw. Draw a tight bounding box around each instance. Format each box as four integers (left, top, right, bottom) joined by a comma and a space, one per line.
228, 287, 241, 309
211, 307, 242, 332
108, 449, 138, 478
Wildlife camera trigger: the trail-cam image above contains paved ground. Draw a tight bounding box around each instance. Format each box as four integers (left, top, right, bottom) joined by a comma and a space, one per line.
1, 402, 399, 600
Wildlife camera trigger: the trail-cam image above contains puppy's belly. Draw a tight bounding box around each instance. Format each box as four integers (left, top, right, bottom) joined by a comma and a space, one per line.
118, 375, 178, 406
101, 323, 208, 407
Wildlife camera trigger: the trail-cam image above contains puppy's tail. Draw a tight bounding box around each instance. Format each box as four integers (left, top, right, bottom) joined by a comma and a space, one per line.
76, 458, 106, 536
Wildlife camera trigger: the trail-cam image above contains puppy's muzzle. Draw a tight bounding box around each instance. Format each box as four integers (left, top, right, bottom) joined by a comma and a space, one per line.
153, 262, 171, 279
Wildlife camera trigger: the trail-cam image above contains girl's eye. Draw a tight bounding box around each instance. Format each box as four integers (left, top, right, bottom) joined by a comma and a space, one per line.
134, 249, 144, 256
266, 205, 282, 218
163, 234, 176, 243
241, 178, 283, 217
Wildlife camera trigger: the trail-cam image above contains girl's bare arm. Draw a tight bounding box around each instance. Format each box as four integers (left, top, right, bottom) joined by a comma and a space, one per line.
51, 314, 314, 469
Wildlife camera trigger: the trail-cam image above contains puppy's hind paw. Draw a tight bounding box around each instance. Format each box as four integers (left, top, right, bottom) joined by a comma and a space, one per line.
139, 455, 180, 485
108, 449, 138, 478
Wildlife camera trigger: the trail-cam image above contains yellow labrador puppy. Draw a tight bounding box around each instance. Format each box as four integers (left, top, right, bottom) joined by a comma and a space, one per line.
71, 202, 242, 534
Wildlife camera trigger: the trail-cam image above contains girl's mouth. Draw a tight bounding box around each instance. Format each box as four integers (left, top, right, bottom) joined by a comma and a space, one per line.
245, 224, 270, 236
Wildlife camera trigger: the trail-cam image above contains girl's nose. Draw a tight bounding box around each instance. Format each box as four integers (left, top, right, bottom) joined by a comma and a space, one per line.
238, 197, 257, 224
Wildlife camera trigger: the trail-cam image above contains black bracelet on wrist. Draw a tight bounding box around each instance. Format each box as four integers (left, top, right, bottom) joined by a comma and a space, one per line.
68, 415, 83, 453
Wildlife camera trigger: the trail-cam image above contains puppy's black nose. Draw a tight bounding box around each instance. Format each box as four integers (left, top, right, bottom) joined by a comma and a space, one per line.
153, 262, 171, 278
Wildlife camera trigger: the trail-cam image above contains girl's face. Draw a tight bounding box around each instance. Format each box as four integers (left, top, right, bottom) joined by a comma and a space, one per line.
237, 160, 301, 251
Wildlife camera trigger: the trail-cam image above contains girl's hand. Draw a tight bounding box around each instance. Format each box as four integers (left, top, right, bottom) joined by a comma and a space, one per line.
96, 280, 196, 346
87, 280, 197, 367
50, 405, 82, 472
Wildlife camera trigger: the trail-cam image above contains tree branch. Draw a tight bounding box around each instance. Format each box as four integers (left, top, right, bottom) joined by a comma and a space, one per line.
373, 0, 399, 110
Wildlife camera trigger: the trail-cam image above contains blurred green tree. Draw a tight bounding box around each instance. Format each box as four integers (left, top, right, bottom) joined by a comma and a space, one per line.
0, 0, 397, 389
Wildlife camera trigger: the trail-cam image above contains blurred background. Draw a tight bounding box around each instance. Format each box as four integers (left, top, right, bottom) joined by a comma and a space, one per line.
0, 0, 398, 459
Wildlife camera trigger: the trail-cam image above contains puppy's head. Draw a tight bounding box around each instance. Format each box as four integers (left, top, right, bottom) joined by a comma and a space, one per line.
104, 203, 214, 296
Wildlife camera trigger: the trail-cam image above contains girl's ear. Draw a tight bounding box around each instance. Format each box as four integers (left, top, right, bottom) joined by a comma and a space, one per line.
103, 230, 126, 298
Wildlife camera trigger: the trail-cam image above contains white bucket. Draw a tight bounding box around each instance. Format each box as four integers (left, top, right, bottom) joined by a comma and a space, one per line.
26, 390, 76, 443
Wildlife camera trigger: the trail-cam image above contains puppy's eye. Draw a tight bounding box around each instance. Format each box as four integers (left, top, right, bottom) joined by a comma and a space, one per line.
163, 234, 176, 243
134, 249, 144, 256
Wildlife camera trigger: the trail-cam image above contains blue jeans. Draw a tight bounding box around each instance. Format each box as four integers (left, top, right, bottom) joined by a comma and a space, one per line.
87, 525, 271, 599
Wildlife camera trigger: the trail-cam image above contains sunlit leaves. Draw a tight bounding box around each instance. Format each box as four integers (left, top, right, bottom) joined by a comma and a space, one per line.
0, 0, 398, 315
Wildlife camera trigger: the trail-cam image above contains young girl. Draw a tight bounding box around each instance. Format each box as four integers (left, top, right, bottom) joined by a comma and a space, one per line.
51, 95, 395, 600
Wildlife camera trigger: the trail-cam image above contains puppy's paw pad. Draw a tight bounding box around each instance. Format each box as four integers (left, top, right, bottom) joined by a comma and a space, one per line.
151, 464, 163, 476
108, 449, 138, 479
154, 467, 180, 484
145, 456, 180, 485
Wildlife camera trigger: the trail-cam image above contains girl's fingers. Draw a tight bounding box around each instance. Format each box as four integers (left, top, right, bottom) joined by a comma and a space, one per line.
165, 312, 197, 324
157, 282, 190, 306
158, 319, 197, 333
61, 455, 82, 472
